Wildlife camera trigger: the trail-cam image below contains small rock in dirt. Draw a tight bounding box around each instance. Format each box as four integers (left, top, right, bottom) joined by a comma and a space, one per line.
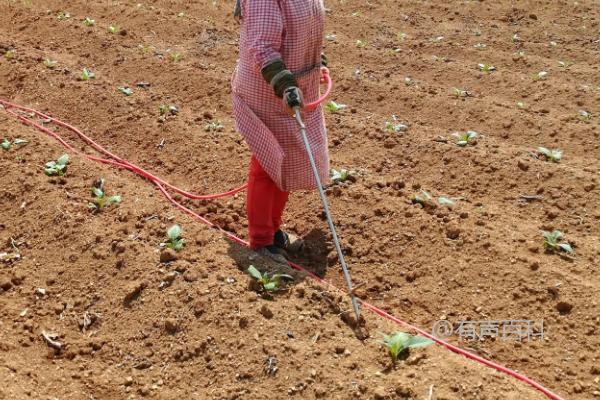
334, 345, 345, 355
446, 226, 460, 240
590, 365, 600, 375
406, 352, 427, 366
183, 271, 198, 282
0, 278, 12, 291
556, 301, 573, 314
164, 318, 179, 334
517, 159, 529, 171
124, 376, 134, 386
160, 248, 178, 263
259, 305, 273, 319
373, 386, 388, 399
123, 281, 147, 305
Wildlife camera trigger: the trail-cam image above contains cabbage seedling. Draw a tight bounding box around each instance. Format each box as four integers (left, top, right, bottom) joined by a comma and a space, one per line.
330, 168, 352, 183
478, 63, 495, 72
43, 59, 58, 69
517, 101, 528, 109
2, 138, 27, 150
89, 185, 121, 211
325, 101, 347, 113
542, 230, 573, 253
557, 60, 572, 69
79, 68, 95, 81
355, 40, 366, 48
118, 87, 133, 96
404, 77, 414, 86
512, 33, 522, 43
473, 43, 487, 50
4, 49, 15, 60
451, 88, 471, 97
170, 53, 183, 62
159, 105, 179, 116
380, 332, 433, 363
166, 225, 184, 251
386, 122, 409, 133
57, 11, 71, 20
83, 17, 95, 26
452, 130, 478, 146
351, 11, 362, 17
537, 147, 562, 162
411, 190, 432, 206
44, 154, 69, 176
247, 265, 292, 292
108, 25, 120, 34
577, 110, 591, 122
397, 32, 408, 41
533, 71, 547, 81
204, 120, 224, 132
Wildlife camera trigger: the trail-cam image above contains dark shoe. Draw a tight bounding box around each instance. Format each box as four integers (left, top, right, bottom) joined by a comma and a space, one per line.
256, 245, 288, 264
274, 230, 305, 254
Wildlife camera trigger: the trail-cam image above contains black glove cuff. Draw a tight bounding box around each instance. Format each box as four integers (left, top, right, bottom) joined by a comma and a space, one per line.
261, 59, 298, 98
321, 53, 328, 68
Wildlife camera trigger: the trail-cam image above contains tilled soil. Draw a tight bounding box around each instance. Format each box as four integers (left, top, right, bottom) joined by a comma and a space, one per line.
1, 0, 599, 399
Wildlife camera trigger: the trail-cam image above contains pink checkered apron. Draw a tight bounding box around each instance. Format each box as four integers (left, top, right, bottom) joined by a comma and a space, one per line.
231, 0, 329, 192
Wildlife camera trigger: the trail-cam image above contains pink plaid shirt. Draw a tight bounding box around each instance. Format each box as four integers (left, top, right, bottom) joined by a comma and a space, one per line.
231, 0, 329, 192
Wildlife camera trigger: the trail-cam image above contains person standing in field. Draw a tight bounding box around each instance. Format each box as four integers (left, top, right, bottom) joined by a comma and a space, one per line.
232, 0, 329, 263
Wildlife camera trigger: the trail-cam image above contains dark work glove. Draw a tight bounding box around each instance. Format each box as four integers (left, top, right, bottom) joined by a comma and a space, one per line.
261, 58, 298, 98
283, 86, 303, 109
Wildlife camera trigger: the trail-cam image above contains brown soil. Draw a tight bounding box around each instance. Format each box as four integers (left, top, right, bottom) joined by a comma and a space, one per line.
1, 0, 599, 399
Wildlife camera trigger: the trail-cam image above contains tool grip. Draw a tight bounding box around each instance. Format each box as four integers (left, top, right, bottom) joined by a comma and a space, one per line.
303, 68, 332, 112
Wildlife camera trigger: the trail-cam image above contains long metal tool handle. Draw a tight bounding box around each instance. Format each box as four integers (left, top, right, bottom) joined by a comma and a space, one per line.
294, 108, 361, 322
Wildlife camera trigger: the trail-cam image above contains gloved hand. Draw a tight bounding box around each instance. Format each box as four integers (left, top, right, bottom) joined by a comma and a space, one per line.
283, 86, 303, 113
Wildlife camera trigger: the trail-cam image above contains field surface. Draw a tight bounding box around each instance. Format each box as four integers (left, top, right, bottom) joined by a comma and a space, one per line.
1, 0, 599, 399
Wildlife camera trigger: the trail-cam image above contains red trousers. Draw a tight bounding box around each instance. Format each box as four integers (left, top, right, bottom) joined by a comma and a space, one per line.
247, 155, 289, 249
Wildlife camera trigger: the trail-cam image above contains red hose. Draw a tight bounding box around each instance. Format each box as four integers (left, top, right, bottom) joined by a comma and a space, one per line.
0, 99, 564, 400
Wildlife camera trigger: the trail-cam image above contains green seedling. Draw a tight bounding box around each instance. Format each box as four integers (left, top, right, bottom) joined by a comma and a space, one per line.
517, 101, 528, 109
177, 12, 186, 17
386, 121, 409, 133
247, 265, 292, 292
43, 59, 58, 69
83, 17, 95, 26
557, 60, 572, 69
380, 332, 433, 363
437, 197, 455, 206
397, 32, 408, 41
355, 40, 367, 48
473, 43, 487, 50
411, 190, 432, 206
139, 44, 152, 54
44, 154, 69, 176
325, 101, 347, 113
549, 41, 558, 47
204, 120, 224, 132
165, 225, 184, 251
330, 168, 352, 183
542, 230, 573, 254
108, 25, 120, 34
404, 77, 414, 86
577, 110, 591, 122
2, 138, 28, 150
432, 55, 449, 63
89, 184, 121, 211
513, 50, 526, 59
478, 63, 496, 72
57, 11, 71, 20
4, 49, 15, 60
452, 130, 478, 146
159, 104, 179, 116
537, 147, 562, 162
79, 68, 95, 81
170, 52, 183, 62
533, 71, 547, 81
512, 33, 522, 43
118, 87, 133, 96
451, 88, 471, 98
430, 36, 444, 43
351, 11, 362, 17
